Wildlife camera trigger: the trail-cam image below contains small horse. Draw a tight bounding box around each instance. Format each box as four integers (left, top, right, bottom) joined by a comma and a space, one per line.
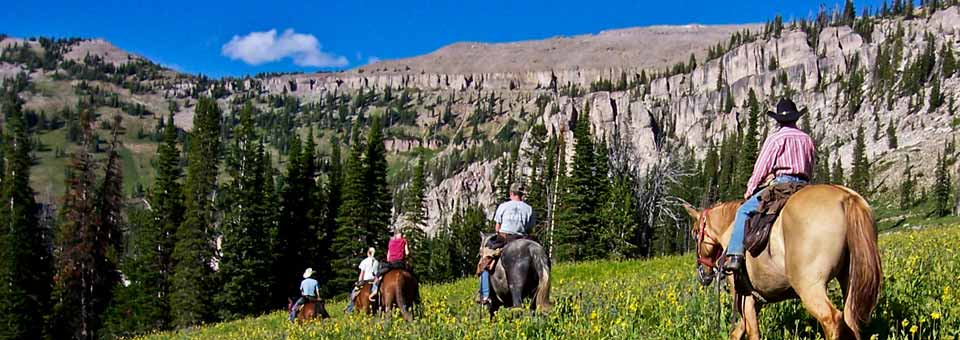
684, 184, 881, 340
479, 232, 551, 318
352, 282, 376, 315
379, 268, 420, 321
287, 297, 330, 322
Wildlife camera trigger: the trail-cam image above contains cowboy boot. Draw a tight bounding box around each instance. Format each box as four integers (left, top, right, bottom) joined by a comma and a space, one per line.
723, 254, 744, 273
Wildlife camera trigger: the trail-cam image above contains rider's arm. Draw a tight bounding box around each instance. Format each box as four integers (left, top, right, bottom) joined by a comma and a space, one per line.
745, 136, 785, 199
495, 223, 501, 233
358, 270, 364, 281
404, 243, 410, 256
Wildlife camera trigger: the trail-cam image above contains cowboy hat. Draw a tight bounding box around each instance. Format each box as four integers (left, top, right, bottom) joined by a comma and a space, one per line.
303, 268, 315, 279
766, 98, 806, 124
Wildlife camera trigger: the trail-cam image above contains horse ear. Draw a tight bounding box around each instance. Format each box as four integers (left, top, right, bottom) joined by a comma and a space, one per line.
682, 203, 700, 221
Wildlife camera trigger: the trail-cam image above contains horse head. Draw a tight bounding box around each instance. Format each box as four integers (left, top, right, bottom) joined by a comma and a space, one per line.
683, 203, 722, 286
479, 232, 496, 253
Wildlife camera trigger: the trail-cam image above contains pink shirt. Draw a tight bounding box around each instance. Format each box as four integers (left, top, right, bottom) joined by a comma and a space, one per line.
387, 237, 407, 262
745, 125, 815, 198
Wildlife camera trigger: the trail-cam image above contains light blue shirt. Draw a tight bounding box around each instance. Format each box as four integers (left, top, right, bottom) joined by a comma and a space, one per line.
300, 278, 319, 297
495, 200, 535, 235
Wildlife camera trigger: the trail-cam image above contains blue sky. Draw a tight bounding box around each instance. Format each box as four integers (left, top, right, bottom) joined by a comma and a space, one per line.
3, 0, 888, 78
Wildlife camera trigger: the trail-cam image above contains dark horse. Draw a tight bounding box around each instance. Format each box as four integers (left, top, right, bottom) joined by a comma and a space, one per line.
479, 232, 551, 318
287, 298, 330, 322
379, 268, 420, 321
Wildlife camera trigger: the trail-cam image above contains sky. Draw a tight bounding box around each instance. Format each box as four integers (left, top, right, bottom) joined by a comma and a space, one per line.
3, 0, 889, 78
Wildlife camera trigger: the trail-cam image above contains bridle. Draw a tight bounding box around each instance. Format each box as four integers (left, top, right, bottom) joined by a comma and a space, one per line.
695, 207, 723, 285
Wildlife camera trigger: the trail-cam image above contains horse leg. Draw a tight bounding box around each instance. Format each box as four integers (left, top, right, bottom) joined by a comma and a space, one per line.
796, 283, 844, 340
742, 296, 761, 340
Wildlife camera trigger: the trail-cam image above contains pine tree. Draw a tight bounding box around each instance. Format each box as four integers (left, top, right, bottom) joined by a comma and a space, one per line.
934, 151, 952, 217
320, 134, 342, 294
887, 118, 898, 149
524, 123, 549, 228
929, 76, 943, 112
171, 97, 222, 327
942, 43, 957, 77
103, 114, 180, 336
216, 103, 274, 319
843, 0, 857, 26
555, 105, 600, 261
832, 156, 845, 185
0, 92, 51, 340
850, 126, 871, 194
598, 176, 638, 259
276, 134, 316, 302
363, 115, 392, 251
899, 156, 914, 210
101, 208, 165, 337
331, 120, 368, 292
52, 113, 123, 340
404, 150, 429, 276
736, 89, 762, 191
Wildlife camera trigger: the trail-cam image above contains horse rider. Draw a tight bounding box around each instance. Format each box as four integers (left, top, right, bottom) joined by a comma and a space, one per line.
345, 247, 379, 313
477, 182, 536, 305
370, 228, 410, 300
723, 98, 815, 273
288, 268, 320, 322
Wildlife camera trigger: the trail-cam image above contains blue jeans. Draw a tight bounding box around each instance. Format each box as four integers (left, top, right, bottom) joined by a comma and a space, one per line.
344, 282, 377, 312
289, 296, 315, 321
726, 175, 807, 256
479, 271, 490, 299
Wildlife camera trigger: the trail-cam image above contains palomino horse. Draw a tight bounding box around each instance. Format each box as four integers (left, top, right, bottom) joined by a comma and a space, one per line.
684, 185, 882, 340
479, 232, 551, 318
288, 298, 330, 322
379, 268, 420, 321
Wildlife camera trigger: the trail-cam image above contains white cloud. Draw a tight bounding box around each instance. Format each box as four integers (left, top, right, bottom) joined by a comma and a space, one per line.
221, 29, 348, 68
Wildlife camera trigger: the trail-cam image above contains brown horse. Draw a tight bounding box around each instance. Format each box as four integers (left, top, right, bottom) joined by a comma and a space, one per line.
379, 268, 420, 321
684, 184, 882, 340
351, 282, 376, 315
288, 298, 330, 322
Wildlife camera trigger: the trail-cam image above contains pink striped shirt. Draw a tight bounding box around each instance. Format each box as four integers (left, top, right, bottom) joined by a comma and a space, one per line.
745, 125, 815, 198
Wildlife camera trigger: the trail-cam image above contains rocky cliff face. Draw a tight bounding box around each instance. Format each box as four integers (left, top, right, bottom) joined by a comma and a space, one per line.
362, 8, 960, 233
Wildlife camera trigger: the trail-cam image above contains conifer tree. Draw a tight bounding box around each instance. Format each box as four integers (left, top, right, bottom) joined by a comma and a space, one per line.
555, 105, 600, 261
942, 43, 957, 77
832, 156, 845, 185
929, 76, 943, 112
171, 97, 222, 327
899, 156, 914, 210
404, 150, 429, 275
934, 151, 952, 217
52, 113, 123, 340
276, 134, 314, 301
736, 89, 762, 191
363, 115, 392, 250
103, 114, 180, 336
849, 126, 871, 194
216, 103, 274, 319
331, 120, 368, 291
887, 118, 898, 149
524, 123, 549, 227
0, 92, 51, 340
320, 135, 343, 294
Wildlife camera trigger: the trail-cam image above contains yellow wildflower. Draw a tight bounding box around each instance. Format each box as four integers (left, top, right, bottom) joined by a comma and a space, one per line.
910, 325, 918, 334
931, 312, 941, 320
902, 319, 910, 327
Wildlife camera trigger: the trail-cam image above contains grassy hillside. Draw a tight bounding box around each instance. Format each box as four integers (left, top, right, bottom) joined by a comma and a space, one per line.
140, 225, 959, 340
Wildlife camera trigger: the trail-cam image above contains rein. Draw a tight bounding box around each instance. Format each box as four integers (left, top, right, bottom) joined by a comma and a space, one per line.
696, 208, 722, 270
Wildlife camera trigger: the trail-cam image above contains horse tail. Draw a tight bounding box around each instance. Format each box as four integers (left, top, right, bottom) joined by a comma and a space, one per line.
533, 251, 551, 311
841, 191, 882, 335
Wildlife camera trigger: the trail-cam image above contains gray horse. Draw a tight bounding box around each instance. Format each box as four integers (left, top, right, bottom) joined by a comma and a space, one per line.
479, 232, 551, 318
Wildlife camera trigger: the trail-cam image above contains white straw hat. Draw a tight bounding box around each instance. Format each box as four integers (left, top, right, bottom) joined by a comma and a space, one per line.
303, 268, 314, 279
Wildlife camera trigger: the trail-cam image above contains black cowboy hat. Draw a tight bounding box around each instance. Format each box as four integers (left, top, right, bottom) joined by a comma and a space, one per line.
766, 98, 806, 124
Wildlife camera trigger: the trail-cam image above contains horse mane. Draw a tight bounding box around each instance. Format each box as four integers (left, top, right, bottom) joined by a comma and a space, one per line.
708, 200, 744, 232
